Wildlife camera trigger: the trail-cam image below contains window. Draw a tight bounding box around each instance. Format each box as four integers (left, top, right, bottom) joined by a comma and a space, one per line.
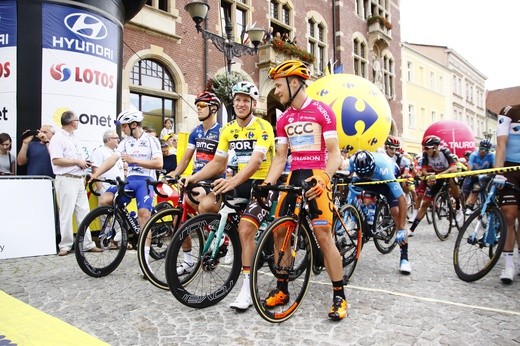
269, 0, 292, 39
146, 0, 168, 12
431, 111, 436, 123
430, 72, 435, 90
308, 19, 326, 75
408, 105, 415, 128
382, 53, 395, 98
438, 76, 444, 93
406, 61, 413, 82
130, 59, 177, 133
358, 0, 391, 26
353, 37, 368, 78
220, 0, 252, 44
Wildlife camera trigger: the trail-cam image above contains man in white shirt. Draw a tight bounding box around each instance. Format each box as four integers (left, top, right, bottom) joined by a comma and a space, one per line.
91, 130, 125, 194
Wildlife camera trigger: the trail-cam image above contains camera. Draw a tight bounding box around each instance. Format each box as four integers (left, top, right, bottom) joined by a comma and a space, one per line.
21, 129, 39, 141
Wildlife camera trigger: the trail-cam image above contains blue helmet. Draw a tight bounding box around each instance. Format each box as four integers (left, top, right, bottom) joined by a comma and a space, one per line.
353, 151, 376, 178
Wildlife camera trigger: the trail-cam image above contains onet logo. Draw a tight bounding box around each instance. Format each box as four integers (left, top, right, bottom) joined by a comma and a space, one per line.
64, 13, 108, 40
50, 63, 71, 82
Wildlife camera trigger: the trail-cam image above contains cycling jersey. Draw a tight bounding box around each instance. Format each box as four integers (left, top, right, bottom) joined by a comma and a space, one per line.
215, 116, 275, 180
116, 132, 162, 178
421, 147, 456, 173
187, 122, 221, 173
496, 105, 520, 163
468, 151, 495, 170
276, 97, 337, 171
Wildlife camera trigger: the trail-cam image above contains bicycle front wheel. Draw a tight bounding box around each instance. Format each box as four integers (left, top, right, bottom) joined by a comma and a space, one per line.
137, 207, 182, 290
75, 206, 127, 277
432, 191, 452, 241
373, 200, 397, 254
333, 205, 362, 283
453, 205, 506, 282
250, 216, 313, 323
165, 213, 242, 308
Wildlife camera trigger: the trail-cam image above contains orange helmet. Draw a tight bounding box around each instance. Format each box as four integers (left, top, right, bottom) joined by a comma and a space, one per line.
268, 60, 310, 80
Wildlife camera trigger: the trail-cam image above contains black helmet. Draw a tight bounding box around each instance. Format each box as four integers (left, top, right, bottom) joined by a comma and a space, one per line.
352, 151, 376, 178
422, 135, 441, 147
385, 135, 400, 148
479, 139, 492, 150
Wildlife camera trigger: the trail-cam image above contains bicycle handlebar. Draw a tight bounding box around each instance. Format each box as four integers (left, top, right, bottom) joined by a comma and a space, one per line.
86, 175, 133, 200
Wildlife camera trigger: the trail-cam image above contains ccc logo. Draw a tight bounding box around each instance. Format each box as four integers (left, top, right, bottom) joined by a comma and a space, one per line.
64, 13, 108, 40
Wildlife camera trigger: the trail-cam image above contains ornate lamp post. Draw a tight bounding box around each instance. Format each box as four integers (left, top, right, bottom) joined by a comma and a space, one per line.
184, 1, 264, 74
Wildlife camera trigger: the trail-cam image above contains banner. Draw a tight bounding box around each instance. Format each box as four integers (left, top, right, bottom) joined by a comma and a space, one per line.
41, 3, 121, 159
0, 0, 17, 148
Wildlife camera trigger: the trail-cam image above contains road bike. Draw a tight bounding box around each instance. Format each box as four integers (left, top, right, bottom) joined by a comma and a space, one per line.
431, 178, 466, 241
250, 178, 354, 323
74, 177, 171, 277
452, 179, 519, 282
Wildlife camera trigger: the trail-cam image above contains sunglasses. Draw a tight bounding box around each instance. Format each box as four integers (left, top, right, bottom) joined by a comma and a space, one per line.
196, 102, 209, 108
479, 147, 489, 151
424, 146, 435, 150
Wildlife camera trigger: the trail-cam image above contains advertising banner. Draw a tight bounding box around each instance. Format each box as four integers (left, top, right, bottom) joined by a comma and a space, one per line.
41, 3, 121, 159
0, 0, 17, 149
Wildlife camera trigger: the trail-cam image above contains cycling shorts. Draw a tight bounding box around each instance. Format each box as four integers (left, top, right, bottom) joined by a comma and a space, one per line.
106, 175, 154, 211
358, 184, 399, 208
238, 179, 277, 228
498, 161, 520, 206
275, 169, 333, 228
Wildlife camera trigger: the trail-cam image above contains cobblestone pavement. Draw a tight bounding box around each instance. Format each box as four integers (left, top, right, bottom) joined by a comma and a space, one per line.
1, 221, 519, 345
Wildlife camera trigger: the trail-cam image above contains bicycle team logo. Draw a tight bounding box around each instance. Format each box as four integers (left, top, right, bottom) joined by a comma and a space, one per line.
64, 13, 108, 40
50, 63, 72, 81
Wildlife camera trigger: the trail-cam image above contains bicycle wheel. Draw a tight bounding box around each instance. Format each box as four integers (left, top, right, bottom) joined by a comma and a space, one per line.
250, 216, 313, 323
75, 206, 127, 277
333, 204, 362, 283
373, 200, 397, 254
453, 205, 506, 282
425, 205, 433, 224
165, 213, 241, 308
137, 207, 182, 290
432, 191, 452, 241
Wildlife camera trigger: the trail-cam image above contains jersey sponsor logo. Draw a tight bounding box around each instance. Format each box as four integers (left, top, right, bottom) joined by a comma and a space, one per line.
229, 140, 256, 151
290, 136, 314, 146
293, 155, 320, 161
286, 123, 313, 136
196, 140, 217, 153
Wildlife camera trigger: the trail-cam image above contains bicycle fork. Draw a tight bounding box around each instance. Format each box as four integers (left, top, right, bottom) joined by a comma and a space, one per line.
201, 206, 233, 270
467, 185, 497, 247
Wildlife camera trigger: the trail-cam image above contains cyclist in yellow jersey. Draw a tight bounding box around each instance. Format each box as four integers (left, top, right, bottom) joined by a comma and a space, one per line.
181, 81, 275, 311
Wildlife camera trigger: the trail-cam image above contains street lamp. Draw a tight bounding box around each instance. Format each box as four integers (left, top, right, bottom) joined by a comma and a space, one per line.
185, 1, 265, 74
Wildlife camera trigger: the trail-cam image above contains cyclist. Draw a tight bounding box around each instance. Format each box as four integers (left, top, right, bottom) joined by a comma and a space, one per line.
167, 91, 223, 275
494, 104, 520, 283
408, 135, 462, 235
90, 109, 163, 261
347, 150, 411, 274
263, 59, 347, 321
462, 139, 495, 214
181, 81, 275, 310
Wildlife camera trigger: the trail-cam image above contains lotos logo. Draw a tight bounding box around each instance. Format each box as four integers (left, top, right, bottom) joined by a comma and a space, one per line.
64, 13, 108, 40
50, 63, 71, 81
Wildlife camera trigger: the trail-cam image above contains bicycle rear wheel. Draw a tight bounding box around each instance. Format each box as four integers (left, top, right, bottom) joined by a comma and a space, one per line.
137, 207, 182, 290
333, 204, 362, 283
453, 205, 506, 282
373, 200, 397, 254
75, 206, 127, 277
250, 216, 313, 323
165, 213, 241, 308
432, 191, 452, 241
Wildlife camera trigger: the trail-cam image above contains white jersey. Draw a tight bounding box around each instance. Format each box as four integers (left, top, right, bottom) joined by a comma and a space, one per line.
116, 132, 161, 178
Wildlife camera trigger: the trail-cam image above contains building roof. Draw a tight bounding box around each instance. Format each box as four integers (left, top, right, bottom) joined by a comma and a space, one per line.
487, 86, 520, 115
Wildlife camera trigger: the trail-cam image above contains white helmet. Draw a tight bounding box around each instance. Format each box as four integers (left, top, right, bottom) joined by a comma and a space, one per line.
116, 109, 143, 125
232, 81, 259, 101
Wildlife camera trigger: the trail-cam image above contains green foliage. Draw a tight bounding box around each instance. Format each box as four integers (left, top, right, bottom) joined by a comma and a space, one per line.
206, 72, 248, 108
271, 38, 316, 64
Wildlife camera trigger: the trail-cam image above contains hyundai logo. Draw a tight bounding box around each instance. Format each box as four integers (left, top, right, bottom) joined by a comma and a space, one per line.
64, 13, 108, 40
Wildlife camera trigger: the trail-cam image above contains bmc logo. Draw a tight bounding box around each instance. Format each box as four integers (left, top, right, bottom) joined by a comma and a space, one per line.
64, 13, 108, 40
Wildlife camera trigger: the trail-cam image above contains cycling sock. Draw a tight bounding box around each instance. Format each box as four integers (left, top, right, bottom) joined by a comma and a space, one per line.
466, 203, 474, 210
455, 198, 461, 209
400, 243, 408, 261
183, 250, 192, 265
242, 271, 250, 290
276, 275, 289, 293
410, 219, 420, 232
332, 280, 345, 300
242, 266, 251, 276
503, 252, 514, 268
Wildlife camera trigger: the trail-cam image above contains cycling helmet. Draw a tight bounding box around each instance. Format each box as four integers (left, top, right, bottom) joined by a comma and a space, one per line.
194, 91, 221, 109
422, 135, 441, 147
479, 139, 492, 150
352, 151, 376, 178
232, 81, 260, 101
268, 59, 310, 80
116, 109, 143, 125
385, 135, 400, 148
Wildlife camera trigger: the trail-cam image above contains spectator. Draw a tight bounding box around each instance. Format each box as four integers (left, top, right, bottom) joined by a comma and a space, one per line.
0, 133, 15, 175
263, 26, 274, 44
160, 118, 174, 139
160, 139, 177, 175
281, 32, 291, 44
90, 130, 124, 194
17, 125, 55, 177
49, 110, 101, 256
291, 36, 298, 46
163, 132, 178, 156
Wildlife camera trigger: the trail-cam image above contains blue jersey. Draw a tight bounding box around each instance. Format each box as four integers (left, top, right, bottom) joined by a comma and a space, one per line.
187, 122, 221, 173
468, 151, 495, 170
348, 152, 403, 199
496, 105, 520, 163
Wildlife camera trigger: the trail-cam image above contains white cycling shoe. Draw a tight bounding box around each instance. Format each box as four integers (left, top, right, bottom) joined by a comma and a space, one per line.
399, 259, 412, 275
177, 262, 194, 276
229, 286, 252, 310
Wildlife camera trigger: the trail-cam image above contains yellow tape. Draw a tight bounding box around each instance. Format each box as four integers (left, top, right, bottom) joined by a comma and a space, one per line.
338, 165, 520, 186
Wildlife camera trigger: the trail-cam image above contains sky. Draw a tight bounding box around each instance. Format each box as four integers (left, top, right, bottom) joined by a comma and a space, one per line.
400, 0, 519, 90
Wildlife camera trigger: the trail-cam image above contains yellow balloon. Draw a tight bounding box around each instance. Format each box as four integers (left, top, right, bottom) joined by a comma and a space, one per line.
52, 107, 70, 127
306, 74, 391, 154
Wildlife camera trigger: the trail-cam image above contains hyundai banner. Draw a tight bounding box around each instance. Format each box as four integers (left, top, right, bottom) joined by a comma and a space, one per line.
0, 0, 17, 147
42, 3, 121, 158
